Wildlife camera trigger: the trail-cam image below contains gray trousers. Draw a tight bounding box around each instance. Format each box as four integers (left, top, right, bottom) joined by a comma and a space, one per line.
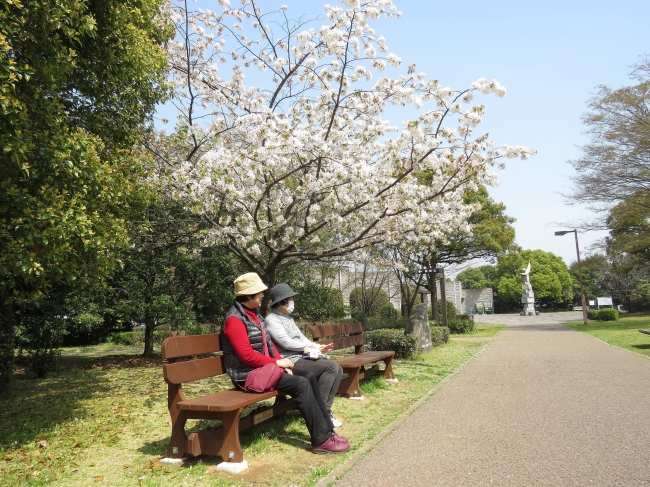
292, 357, 343, 410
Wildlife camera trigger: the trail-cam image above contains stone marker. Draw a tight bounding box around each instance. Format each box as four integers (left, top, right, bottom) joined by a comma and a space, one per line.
406, 303, 432, 352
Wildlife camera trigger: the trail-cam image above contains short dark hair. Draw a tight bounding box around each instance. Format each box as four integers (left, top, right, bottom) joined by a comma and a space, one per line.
271, 298, 289, 309
236, 294, 257, 303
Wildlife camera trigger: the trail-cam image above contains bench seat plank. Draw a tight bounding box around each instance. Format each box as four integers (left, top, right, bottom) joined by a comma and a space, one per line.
334, 351, 395, 368
178, 389, 279, 412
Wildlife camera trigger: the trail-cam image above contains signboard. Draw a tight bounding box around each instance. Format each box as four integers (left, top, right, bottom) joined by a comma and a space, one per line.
597, 296, 613, 306
589, 300, 596, 306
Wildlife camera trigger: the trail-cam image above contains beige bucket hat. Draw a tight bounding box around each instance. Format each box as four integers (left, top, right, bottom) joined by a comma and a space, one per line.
234, 272, 268, 296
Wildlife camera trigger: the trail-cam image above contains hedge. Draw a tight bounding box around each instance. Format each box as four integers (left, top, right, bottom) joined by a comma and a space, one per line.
587, 309, 599, 320
364, 329, 418, 358
431, 326, 450, 346
447, 313, 475, 334
597, 308, 619, 321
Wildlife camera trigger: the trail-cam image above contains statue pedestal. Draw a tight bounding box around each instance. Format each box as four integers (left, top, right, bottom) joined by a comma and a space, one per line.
406, 303, 431, 353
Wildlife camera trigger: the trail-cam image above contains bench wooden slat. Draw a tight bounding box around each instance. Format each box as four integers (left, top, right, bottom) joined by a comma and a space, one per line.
312, 322, 396, 397
312, 322, 363, 339
326, 335, 365, 350
164, 356, 225, 384
178, 389, 279, 412
162, 333, 221, 360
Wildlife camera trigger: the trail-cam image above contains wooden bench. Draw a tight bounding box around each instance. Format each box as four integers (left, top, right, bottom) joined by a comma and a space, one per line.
312, 322, 396, 399
161, 332, 296, 463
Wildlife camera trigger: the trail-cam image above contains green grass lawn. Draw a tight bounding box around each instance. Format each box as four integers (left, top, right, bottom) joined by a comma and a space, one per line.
462, 323, 506, 338
0, 339, 489, 487
563, 313, 650, 359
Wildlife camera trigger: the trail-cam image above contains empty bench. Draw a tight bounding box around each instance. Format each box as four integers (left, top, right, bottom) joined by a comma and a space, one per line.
161, 332, 296, 464
312, 322, 396, 399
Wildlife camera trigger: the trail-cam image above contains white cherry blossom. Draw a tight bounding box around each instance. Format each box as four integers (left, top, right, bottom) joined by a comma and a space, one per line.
152, 0, 534, 285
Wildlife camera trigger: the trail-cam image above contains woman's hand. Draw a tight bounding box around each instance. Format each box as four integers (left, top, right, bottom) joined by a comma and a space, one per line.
276, 358, 294, 369
318, 343, 334, 353
276, 358, 294, 375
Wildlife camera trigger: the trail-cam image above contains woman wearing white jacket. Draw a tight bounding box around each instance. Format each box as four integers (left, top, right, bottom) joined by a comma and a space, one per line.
265, 283, 344, 427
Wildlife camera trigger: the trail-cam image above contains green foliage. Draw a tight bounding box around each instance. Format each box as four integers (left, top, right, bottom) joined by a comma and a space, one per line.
294, 282, 346, 322
597, 309, 619, 321
105, 330, 168, 346
0, 0, 171, 387
569, 254, 610, 302
0, 0, 170, 298
361, 303, 408, 331
587, 309, 599, 320
430, 326, 450, 346
14, 297, 65, 377
456, 267, 491, 289
349, 286, 390, 318
108, 203, 241, 355
430, 300, 458, 321
447, 313, 475, 334
487, 249, 574, 312
364, 329, 418, 358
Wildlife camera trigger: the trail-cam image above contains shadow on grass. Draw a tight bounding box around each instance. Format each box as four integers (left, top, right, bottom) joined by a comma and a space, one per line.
0, 369, 114, 447
137, 412, 312, 465
0, 353, 162, 448
632, 344, 650, 350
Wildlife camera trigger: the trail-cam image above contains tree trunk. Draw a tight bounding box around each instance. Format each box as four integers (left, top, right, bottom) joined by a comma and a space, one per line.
0, 300, 15, 394
260, 264, 279, 316
143, 316, 155, 357
430, 275, 439, 322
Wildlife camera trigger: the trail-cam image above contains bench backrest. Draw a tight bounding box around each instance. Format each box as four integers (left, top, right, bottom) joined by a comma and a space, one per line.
312, 322, 364, 354
162, 332, 225, 385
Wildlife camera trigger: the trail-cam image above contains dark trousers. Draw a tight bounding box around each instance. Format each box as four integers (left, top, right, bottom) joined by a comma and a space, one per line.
291, 358, 343, 410
276, 371, 334, 446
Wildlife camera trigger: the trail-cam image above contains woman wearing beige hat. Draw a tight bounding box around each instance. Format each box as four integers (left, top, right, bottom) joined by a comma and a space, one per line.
221, 272, 349, 454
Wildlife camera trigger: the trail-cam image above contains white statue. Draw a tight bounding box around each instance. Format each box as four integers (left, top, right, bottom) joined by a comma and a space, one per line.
520, 262, 536, 316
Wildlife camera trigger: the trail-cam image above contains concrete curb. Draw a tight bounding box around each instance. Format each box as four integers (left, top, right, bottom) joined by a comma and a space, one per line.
314, 335, 499, 487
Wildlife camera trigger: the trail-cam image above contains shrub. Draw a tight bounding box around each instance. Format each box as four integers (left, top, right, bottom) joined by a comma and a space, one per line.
294, 282, 346, 322
430, 326, 450, 346
447, 313, 475, 334
365, 329, 418, 358
349, 287, 390, 318
364, 305, 408, 331
429, 300, 458, 322
597, 308, 619, 321
14, 297, 66, 377
587, 309, 599, 320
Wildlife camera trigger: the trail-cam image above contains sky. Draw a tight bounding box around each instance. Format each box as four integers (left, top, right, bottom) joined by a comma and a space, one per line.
373, 0, 650, 266
157, 0, 650, 268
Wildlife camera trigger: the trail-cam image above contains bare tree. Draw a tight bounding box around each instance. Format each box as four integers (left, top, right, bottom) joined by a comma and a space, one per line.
567, 56, 650, 215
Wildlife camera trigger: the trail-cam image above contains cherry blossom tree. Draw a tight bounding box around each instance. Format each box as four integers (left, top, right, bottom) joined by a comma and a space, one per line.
151, 0, 533, 292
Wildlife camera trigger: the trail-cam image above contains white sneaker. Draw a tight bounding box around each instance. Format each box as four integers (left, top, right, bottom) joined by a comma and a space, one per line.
329, 412, 343, 428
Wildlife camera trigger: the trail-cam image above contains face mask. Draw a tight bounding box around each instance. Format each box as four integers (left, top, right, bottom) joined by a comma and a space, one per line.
285, 300, 295, 314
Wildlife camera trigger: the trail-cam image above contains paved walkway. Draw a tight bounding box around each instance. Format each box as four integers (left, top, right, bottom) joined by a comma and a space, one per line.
331, 313, 650, 486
